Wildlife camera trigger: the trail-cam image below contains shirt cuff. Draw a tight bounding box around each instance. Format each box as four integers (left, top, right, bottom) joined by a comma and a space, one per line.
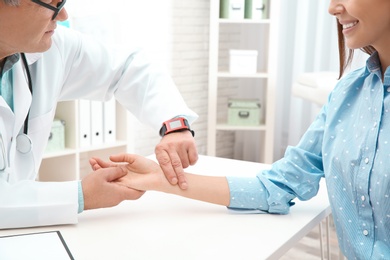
78, 181, 85, 214
226, 176, 269, 211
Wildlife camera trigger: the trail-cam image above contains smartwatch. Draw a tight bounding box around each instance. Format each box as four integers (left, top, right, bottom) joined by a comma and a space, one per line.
159, 117, 195, 137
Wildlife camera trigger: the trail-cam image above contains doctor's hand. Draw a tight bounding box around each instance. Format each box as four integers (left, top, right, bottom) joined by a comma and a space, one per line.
81, 166, 145, 210
155, 130, 198, 190
90, 154, 166, 192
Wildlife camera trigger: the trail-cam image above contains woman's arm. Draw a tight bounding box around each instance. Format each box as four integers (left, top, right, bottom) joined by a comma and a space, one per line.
90, 154, 230, 206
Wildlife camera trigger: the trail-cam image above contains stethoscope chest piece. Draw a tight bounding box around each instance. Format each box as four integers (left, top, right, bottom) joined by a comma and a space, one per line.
16, 134, 32, 154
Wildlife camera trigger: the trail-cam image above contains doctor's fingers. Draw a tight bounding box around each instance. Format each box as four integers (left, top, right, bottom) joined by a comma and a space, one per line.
97, 166, 128, 182
156, 149, 178, 181
157, 149, 188, 190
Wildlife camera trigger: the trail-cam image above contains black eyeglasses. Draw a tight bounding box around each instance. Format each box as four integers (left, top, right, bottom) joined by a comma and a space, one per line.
31, 0, 67, 20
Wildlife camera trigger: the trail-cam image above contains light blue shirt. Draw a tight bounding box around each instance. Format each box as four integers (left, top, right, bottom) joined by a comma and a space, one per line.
227, 52, 390, 259
0, 55, 19, 111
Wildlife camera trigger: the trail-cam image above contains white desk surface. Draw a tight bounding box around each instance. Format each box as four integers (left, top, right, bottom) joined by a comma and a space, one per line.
1, 155, 331, 260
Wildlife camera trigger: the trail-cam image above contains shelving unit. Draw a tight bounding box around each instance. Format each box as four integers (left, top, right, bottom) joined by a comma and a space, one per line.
38, 100, 131, 181
208, 0, 279, 163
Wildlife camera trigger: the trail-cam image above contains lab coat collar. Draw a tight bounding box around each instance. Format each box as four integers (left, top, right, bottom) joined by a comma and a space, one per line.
24, 53, 43, 65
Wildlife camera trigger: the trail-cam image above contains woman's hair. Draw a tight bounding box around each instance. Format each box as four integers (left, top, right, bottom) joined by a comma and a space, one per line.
337, 21, 376, 79
3, 0, 20, 5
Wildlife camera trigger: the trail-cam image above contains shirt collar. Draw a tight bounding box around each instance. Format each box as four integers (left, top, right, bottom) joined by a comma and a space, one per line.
1, 54, 20, 76
0, 52, 42, 77
366, 51, 381, 74
366, 51, 390, 86
24, 53, 42, 65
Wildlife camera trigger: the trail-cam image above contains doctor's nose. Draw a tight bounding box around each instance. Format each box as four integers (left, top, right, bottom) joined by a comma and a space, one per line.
55, 7, 69, 22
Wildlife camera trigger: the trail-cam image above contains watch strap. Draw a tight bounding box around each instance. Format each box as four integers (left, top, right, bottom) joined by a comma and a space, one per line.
159, 117, 195, 137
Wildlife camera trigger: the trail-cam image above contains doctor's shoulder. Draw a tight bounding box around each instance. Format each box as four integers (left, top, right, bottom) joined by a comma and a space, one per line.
49, 25, 96, 59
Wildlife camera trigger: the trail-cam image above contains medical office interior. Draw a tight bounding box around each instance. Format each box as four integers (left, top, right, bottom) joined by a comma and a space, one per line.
38, 0, 368, 258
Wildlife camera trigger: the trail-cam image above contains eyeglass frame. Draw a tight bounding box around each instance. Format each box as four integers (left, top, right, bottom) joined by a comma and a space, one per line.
31, 0, 67, 20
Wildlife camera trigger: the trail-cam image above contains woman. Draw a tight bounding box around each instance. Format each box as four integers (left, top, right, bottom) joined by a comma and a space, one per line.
92, 0, 390, 258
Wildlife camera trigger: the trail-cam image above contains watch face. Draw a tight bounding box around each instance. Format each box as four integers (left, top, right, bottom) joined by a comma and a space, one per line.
169, 120, 182, 129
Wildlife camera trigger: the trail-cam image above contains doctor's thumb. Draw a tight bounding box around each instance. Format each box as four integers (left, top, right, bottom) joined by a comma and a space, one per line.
104, 166, 128, 182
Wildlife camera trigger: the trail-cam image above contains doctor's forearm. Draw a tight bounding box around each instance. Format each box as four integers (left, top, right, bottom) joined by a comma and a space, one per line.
157, 174, 230, 206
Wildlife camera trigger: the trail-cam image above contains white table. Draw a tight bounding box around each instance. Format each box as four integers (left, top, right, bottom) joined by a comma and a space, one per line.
1, 155, 331, 260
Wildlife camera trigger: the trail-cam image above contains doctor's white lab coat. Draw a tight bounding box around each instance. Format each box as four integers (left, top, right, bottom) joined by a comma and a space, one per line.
0, 26, 197, 229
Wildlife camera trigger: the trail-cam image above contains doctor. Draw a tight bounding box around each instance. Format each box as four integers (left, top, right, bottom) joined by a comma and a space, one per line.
0, 0, 198, 229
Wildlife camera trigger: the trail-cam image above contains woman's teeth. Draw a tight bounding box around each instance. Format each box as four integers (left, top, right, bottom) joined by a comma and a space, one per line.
343, 21, 358, 29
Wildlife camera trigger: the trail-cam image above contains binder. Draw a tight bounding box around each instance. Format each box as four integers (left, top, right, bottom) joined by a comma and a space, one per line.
78, 100, 91, 148
90, 101, 104, 146
103, 99, 117, 143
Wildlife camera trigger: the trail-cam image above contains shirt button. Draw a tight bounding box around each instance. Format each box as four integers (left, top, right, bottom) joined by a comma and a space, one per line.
363, 230, 369, 236
364, 158, 369, 164
373, 122, 377, 128
361, 196, 365, 201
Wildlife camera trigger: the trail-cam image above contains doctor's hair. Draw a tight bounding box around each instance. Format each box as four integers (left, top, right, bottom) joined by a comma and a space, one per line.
3, 0, 20, 5
337, 21, 376, 79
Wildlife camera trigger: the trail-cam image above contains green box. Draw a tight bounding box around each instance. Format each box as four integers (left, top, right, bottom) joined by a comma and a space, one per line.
45, 119, 66, 153
220, 0, 245, 19
220, 0, 229, 18
227, 99, 262, 126
245, 0, 270, 20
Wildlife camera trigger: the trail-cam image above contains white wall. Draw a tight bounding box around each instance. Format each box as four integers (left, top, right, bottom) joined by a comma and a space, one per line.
65, 0, 209, 157
126, 0, 210, 156
64, 1, 363, 162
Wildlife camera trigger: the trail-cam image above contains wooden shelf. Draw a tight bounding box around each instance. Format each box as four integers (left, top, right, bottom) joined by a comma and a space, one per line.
39, 100, 131, 181
217, 72, 268, 78
219, 19, 271, 24
207, 0, 279, 163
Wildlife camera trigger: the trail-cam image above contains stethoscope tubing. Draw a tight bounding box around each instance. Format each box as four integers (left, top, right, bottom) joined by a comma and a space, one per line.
21, 53, 33, 135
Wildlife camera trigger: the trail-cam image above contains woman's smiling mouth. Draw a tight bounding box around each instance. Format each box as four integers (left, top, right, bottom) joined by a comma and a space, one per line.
342, 21, 358, 29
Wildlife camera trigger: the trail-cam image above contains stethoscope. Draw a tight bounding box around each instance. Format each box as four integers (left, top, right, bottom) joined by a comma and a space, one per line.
0, 53, 33, 175
16, 53, 33, 155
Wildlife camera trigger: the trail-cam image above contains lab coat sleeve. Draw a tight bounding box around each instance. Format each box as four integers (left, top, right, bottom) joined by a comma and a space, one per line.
52, 27, 198, 130
0, 180, 79, 229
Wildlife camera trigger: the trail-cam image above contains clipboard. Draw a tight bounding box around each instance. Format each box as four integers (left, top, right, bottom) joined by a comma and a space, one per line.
0, 231, 74, 260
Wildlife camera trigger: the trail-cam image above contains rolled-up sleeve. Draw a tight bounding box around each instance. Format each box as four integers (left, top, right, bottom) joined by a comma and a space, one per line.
226, 174, 294, 215
226, 176, 269, 211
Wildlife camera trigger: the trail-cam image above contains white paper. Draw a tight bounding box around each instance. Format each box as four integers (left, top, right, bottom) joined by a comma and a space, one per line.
0, 231, 73, 260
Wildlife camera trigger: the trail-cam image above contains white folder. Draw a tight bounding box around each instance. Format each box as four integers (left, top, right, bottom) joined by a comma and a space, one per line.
90, 101, 104, 146
78, 100, 91, 148
103, 99, 117, 143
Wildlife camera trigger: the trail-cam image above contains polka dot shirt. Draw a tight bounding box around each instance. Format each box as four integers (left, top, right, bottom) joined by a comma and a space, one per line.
226, 52, 390, 259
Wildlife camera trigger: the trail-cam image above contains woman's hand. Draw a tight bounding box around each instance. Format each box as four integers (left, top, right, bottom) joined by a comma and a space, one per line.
90, 154, 169, 192
90, 154, 230, 206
